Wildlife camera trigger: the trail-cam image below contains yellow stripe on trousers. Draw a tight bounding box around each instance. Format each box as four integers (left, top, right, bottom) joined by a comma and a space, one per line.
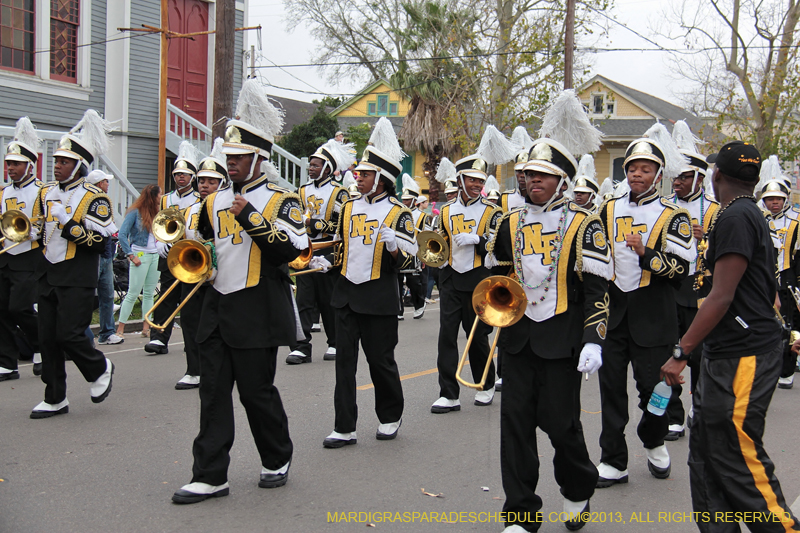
732, 356, 796, 532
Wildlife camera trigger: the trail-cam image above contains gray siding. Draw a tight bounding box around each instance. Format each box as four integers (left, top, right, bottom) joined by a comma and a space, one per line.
127, 1, 160, 135
233, 8, 244, 105
126, 136, 159, 190
0, 0, 106, 130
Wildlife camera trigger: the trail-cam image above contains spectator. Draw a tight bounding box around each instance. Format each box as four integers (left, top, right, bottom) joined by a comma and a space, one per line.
86, 170, 123, 345
116, 185, 162, 338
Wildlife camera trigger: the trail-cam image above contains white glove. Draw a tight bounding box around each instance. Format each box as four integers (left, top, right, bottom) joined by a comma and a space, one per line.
156, 241, 172, 259
378, 223, 398, 252
453, 232, 480, 247
50, 203, 70, 225
308, 256, 332, 273
577, 343, 603, 374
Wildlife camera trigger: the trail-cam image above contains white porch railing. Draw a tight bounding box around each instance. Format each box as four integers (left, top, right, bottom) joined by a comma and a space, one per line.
166, 100, 308, 190
0, 126, 138, 221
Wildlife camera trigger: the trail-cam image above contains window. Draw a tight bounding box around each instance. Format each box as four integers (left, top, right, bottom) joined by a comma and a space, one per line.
592, 95, 603, 114
0, 0, 35, 73
389, 102, 398, 116
49, 0, 78, 82
377, 94, 388, 115
367, 102, 376, 116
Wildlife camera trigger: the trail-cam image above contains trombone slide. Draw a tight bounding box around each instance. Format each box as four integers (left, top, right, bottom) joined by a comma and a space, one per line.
455, 316, 496, 390
145, 275, 210, 331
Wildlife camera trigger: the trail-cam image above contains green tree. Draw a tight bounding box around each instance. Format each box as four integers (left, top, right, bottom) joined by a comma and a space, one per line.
345, 122, 372, 157
313, 96, 345, 109
278, 103, 339, 158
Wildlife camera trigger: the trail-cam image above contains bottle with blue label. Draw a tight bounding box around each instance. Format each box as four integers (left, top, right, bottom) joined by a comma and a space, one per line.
647, 380, 672, 416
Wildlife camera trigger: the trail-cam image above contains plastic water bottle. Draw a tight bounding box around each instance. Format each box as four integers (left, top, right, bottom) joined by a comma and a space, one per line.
647, 380, 672, 416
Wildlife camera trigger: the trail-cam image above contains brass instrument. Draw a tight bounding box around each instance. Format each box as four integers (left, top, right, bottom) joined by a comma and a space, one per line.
0, 210, 42, 256
456, 275, 527, 389
145, 240, 213, 331
292, 241, 343, 276
152, 207, 186, 244
288, 238, 339, 271
416, 230, 449, 268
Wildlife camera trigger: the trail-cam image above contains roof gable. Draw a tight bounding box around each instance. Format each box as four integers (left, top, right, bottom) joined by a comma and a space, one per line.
578, 74, 696, 122
331, 78, 410, 118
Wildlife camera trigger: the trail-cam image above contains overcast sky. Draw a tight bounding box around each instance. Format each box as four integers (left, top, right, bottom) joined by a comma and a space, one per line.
248, 0, 684, 106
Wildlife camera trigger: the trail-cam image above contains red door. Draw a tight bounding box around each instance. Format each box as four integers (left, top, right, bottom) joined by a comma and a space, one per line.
167, 0, 209, 127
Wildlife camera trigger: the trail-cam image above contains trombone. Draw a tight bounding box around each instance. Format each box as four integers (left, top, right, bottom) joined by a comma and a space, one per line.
456, 275, 527, 389
0, 210, 42, 256
416, 230, 449, 268
145, 239, 214, 331
152, 207, 186, 243
290, 238, 341, 275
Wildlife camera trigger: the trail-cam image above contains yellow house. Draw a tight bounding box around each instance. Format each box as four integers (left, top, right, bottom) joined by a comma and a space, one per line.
331, 79, 429, 193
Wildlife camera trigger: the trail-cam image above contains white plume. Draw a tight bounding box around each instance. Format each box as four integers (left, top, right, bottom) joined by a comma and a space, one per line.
262, 160, 281, 183
671, 120, 703, 153
476, 125, 518, 166
643, 122, 689, 180
402, 173, 420, 195
597, 178, 614, 207
511, 126, 534, 152
235, 78, 284, 139
368, 117, 406, 163
209, 137, 225, 162
538, 89, 603, 156
70, 109, 114, 158
575, 154, 596, 180
613, 179, 630, 198
342, 170, 357, 190
177, 141, 200, 168
14, 117, 41, 151
483, 175, 500, 194
703, 173, 715, 199
757, 155, 782, 193
435, 157, 457, 184
318, 139, 355, 173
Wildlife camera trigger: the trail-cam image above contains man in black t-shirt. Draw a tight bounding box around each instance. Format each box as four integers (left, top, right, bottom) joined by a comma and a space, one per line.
662, 141, 798, 533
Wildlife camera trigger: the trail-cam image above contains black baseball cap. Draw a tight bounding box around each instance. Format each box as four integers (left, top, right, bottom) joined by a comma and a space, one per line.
706, 141, 761, 181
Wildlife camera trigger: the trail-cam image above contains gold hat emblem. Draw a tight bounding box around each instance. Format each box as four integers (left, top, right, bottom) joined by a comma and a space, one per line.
576, 177, 587, 187
58, 137, 72, 151
531, 143, 553, 162
7, 143, 21, 155
471, 157, 486, 171
224, 126, 242, 143
202, 159, 217, 171
176, 160, 189, 170
765, 181, 783, 192
516, 151, 529, 163
631, 141, 653, 157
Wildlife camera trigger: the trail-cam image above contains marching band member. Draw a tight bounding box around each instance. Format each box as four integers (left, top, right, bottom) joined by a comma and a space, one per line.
502, 126, 532, 212
321, 117, 417, 448
173, 139, 228, 391
286, 139, 352, 364
0, 117, 43, 382
484, 175, 501, 205
757, 156, 800, 390
398, 174, 428, 320
32, 110, 117, 418
572, 155, 600, 212
430, 126, 510, 413
663, 121, 719, 438
488, 90, 610, 533
145, 141, 201, 356
173, 80, 305, 503
595, 123, 694, 486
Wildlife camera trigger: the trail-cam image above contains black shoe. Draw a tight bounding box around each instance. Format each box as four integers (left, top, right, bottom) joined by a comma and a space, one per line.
91, 362, 115, 404
172, 486, 229, 504
285, 352, 312, 365
32, 363, 42, 376
323, 433, 357, 448
664, 429, 685, 441
144, 343, 168, 355
259, 469, 289, 488
0, 371, 20, 382
565, 500, 590, 531
596, 475, 628, 488
647, 460, 671, 479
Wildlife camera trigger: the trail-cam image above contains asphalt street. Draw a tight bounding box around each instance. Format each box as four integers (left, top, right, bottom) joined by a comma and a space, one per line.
1, 301, 799, 533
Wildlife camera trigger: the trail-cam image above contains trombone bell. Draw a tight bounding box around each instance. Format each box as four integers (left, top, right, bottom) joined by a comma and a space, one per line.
152, 207, 186, 244
416, 230, 449, 268
0, 210, 38, 255
288, 238, 338, 270
456, 275, 527, 389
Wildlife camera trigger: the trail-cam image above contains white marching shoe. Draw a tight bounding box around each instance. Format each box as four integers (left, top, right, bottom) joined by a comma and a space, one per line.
596, 463, 628, 488
30, 398, 69, 419
90, 358, 115, 403
646, 444, 671, 479
430, 397, 461, 413
474, 386, 495, 406
176, 375, 200, 390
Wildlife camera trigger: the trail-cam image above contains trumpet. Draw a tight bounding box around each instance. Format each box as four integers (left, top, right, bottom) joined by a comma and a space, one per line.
288, 237, 339, 271
0, 210, 42, 256
152, 207, 186, 243
292, 241, 343, 276
145, 240, 213, 331
416, 230, 449, 268
456, 275, 527, 389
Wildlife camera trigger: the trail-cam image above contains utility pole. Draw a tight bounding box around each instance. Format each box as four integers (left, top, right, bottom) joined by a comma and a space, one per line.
157, 0, 169, 189
564, 0, 575, 90
213, 0, 236, 139
250, 45, 256, 78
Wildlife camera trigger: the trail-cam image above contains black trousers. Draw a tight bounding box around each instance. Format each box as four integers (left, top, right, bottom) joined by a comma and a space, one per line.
149, 269, 180, 345
179, 283, 206, 377
598, 313, 670, 471
0, 268, 39, 370
501, 345, 598, 532
333, 304, 403, 433
667, 303, 702, 426
37, 281, 107, 404
397, 271, 425, 311
689, 345, 799, 533
436, 276, 495, 398
191, 327, 293, 486
777, 289, 798, 379
290, 271, 336, 356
